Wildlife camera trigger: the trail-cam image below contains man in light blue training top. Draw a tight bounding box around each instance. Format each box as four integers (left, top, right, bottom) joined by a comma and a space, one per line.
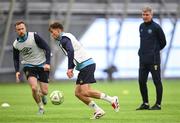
13, 20, 51, 114
49, 22, 119, 119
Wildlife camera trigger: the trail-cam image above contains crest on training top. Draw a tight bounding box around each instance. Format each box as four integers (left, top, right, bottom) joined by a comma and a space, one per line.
148, 29, 152, 34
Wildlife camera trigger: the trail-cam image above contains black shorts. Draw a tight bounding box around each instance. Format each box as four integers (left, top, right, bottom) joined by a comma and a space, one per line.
76, 64, 96, 85
23, 67, 49, 83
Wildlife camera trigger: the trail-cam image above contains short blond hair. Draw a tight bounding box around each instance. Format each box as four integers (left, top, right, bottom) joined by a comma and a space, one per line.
142, 6, 153, 13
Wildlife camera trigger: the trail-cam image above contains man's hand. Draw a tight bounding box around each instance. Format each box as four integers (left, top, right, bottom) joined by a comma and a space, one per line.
16, 72, 21, 83
67, 69, 74, 78
44, 64, 50, 71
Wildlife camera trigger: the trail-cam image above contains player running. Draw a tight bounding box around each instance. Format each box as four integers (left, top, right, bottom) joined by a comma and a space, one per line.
13, 21, 51, 114
49, 22, 119, 119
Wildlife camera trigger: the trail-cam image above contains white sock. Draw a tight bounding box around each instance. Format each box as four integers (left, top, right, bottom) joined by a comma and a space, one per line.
38, 101, 44, 109
100, 93, 113, 103
88, 101, 102, 111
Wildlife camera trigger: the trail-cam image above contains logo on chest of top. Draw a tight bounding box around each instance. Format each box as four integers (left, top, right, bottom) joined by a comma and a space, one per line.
148, 29, 152, 34
21, 47, 32, 56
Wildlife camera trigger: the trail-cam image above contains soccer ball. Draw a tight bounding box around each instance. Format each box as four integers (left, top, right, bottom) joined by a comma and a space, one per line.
49, 90, 64, 105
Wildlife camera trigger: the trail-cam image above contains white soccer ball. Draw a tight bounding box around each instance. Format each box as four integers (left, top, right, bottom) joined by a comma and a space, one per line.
49, 90, 64, 105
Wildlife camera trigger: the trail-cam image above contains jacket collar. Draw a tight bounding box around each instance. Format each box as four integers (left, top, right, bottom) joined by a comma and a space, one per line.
144, 20, 153, 25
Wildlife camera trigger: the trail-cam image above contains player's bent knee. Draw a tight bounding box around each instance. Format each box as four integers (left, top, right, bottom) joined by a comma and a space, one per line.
31, 86, 38, 93
75, 91, 81, 98
81, 91, 89, 97
41, 90, 48, 95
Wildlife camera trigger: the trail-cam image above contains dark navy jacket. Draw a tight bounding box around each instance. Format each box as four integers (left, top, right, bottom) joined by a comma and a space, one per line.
138, 20, 166, 64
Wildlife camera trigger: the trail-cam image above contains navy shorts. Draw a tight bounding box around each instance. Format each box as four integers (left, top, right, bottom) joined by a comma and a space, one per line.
76, 64, 96, 85
23, 67, 49, 83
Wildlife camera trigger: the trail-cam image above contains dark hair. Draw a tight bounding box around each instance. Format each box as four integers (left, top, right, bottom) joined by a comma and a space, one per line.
49, 22, 64, 31
15, 20, 26, 27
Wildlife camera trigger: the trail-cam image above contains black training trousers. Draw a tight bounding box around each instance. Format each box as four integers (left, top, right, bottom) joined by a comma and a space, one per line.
138, 63, 163, 105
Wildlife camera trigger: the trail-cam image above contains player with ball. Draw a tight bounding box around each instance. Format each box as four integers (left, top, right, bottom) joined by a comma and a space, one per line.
49, 22, 119, 119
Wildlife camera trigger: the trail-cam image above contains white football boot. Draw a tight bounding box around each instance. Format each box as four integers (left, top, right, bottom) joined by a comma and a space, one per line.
111, 96, 119, 112
90, 109, 105, 119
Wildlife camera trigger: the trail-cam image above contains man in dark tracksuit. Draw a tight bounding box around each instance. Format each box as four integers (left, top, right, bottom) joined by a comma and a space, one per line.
136, 7, 166, 110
